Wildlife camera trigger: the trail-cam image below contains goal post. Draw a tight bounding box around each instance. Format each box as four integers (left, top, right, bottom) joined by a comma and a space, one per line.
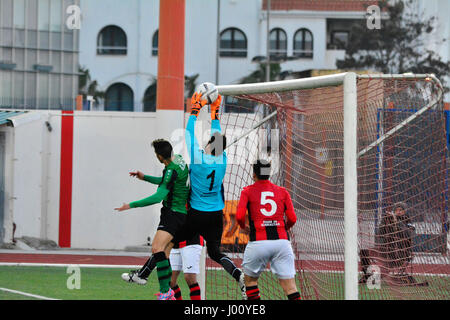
218, 72, 360, 300
197, 72, 447, 300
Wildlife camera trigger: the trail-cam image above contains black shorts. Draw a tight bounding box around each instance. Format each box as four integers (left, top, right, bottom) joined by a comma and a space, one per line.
173, 208, 223, 246
158, 206, 186, 238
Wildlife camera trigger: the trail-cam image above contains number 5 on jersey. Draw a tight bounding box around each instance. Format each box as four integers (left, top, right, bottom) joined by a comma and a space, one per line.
260, 192, 277, 216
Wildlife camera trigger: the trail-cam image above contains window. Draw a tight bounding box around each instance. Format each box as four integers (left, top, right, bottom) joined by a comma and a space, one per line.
50, 0, 62, 32
97, 25, 127, 55
143, 83, 157, 112
330, 30, 349, 50
224, 96, 255, 114
152, 30, 158, 56
219, 28, 247, 57
293, 28, 313, 58
13, 0, 25, 29
105, 83, 134, 111
38, 0, 50, 31
269, 28, 287, 59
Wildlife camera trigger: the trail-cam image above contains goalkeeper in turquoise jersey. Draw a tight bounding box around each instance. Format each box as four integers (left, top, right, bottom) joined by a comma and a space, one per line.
114, 139, 189, 300
173, 92, 246, 299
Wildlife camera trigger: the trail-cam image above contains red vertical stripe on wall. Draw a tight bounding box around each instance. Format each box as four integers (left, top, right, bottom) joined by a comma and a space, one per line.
59, 110, 74, 247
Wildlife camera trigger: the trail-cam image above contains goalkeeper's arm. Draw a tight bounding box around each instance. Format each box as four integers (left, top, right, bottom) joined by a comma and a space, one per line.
211, 95, 222, 135
186, 92, 208, 164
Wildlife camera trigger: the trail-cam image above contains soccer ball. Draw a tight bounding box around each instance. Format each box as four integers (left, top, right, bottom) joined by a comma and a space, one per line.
196, 82, 219, 105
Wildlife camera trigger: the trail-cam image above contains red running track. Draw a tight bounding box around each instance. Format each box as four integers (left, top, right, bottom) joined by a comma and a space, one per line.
0, 252, 148, 266
0, 252, 447, 275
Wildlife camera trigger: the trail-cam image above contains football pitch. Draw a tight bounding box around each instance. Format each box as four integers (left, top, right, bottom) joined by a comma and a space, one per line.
0, 266, 448, 300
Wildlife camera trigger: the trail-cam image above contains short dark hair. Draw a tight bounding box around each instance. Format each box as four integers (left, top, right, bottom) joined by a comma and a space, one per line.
393, 202, 407, 212
151, 139, 173, 159
253, 159, 271, 180
207, 132, 227, 156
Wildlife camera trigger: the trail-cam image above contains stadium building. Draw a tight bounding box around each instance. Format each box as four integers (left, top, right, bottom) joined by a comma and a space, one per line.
0, 0, 80, 110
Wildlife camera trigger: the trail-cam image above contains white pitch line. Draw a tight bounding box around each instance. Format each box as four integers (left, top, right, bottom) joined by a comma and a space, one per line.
0, 262, 142, 269
0, 287, 60, 300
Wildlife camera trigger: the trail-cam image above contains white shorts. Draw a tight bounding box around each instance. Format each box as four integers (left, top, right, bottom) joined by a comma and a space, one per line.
243, 239, 296, 280
169, 244, 203, 274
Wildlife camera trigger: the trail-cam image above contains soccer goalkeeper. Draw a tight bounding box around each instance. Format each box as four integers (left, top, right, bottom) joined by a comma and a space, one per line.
173, 91, 247, 299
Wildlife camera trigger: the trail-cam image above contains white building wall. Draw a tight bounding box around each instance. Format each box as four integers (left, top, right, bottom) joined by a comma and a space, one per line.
45, 112, 62, 244
0, 116, 45, 240
70, 111, 161, 249
1, 111, 166, 249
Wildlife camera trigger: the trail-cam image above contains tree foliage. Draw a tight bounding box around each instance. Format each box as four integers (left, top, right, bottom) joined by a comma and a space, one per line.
336, 0, 450, 92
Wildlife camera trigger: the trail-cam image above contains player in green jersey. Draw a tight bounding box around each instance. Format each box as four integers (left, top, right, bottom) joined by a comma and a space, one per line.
115, 139, 189, 300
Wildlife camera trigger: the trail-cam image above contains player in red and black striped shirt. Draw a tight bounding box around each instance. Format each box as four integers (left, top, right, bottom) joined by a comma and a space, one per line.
236, 160, 301, 300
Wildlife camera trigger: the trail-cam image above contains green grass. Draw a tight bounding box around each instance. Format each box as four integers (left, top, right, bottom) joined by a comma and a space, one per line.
0, 266, 181, 300
0, 266, 448, 300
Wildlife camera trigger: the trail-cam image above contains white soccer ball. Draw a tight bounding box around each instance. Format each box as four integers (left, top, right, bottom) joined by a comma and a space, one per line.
196, 82, 219, 105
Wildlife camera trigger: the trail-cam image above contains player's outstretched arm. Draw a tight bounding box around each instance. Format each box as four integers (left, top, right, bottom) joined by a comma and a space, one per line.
143, 175, 162, 184
186, 92, 207, 164
127, 185, 170, 209
113, 186, 169, 212
129, 171, 162, 185
211, 95, 222, 135
115, 169, 176, 211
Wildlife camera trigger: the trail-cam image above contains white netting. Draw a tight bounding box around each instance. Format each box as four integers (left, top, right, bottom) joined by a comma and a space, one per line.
197, 75, 449, 300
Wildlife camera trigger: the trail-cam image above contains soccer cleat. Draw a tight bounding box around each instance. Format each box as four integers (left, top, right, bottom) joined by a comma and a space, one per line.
155, 288, 176, 300
238, 272, 247, 300
121, 270, 147, 285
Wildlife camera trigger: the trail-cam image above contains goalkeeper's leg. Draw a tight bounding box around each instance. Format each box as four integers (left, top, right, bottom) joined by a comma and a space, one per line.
198, 210, 246, 299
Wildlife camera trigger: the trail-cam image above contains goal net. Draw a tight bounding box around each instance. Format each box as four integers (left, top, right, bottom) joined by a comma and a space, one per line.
197, 73, 449, 300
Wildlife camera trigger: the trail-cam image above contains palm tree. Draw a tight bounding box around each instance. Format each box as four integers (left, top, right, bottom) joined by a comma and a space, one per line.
78, 67, 105, 104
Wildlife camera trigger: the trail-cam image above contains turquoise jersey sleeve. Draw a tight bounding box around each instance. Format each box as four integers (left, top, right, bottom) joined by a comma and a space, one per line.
186, 115, 204, 165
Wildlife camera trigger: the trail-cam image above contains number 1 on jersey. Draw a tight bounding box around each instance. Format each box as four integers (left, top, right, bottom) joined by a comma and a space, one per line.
207, 170, 216, 191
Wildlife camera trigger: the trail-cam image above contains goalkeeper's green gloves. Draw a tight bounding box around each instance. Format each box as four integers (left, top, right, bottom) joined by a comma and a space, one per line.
210, 94, 222, 121
190, 92, 207, 117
